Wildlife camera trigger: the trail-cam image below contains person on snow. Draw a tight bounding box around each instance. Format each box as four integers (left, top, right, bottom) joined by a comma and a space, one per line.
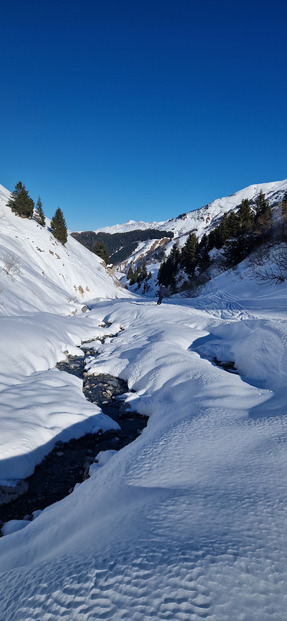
157, 284, 167, 305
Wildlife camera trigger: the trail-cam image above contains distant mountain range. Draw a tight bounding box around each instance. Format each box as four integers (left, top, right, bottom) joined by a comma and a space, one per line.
73, 180, 287, 273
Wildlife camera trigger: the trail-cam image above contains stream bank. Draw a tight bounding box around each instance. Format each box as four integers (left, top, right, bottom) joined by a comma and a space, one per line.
0, 344, 147, 532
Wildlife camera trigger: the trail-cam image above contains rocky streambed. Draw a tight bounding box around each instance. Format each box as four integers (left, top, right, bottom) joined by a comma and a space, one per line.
0, 342, 147, 532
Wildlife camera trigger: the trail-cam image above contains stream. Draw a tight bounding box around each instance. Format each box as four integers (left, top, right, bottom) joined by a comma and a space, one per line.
0, 341, 147, 532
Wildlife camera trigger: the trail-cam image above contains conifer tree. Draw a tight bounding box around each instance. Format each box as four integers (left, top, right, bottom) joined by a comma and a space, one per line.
6, 181, 34, 218
34, 196, 46, 226
281, 192, 287, 241
282, 192, 287, 220
254, 191, 272, 239
137, 261, 147, 283
197, 234, 210, 273
181, 233, 198, 275
237, 199, 253, 233
158, 243, 181, 291
93, 240, 110, 264
50, 207, 67, 245
127, 266, 134, 281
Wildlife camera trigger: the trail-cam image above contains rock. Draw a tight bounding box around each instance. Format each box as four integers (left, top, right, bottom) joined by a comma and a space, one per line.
0, 481, 29, 507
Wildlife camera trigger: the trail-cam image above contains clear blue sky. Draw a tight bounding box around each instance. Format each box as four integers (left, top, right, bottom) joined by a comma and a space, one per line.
1, 0, 286, 231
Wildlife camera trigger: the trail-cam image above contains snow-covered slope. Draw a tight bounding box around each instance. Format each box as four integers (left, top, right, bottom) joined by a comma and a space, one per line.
0, 184, 125, 316
2, 276, 287, 619
2, 181, 287, 620
93, 180, 287, 290
160, 179, 287, 239
91, 218, 166, 234
95, 179, 287, 239
0, 183, 129, 480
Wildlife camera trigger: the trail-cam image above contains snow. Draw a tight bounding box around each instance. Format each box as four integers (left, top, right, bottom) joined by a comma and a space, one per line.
0, 189, 127, 482
1, 182, 287, 619
1, 519, 31, 536
113, 178, 287, 294
0, 183, 128, 316
92, 218, 166, 234
94, 179, 287, 240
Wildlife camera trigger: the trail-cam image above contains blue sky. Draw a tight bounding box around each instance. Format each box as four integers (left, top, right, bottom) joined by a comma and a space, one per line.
1, 0, 286, 231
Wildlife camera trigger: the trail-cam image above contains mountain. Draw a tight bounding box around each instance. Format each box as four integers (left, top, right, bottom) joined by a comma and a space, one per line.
2, 180, 287, 619
73, 180, 287, 296
0, 184, 126, 316
94, 179, 287, 239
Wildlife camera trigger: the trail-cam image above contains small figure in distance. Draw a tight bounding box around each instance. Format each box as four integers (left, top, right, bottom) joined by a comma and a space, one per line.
157, 284, 167, 305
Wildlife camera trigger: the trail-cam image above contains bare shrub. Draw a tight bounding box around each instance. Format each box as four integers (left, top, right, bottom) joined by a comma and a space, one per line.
249, 243, 287, 283
2, 253, 21, 279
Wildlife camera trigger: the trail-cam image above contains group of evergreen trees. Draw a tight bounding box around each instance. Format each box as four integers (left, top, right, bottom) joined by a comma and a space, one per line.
127, 262, 152, 288
93, 240, 110, 264
6, 181, 67, 245
158, 192, 275, 291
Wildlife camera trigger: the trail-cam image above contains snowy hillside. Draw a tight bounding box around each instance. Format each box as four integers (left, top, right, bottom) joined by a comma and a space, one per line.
0, 183, 129, 483
95, 179, 287, 239
116, 179, 287, 293
91, 218, 166, 234
1, 180, 287, 619
92, 180, 287, 291
0, 184, 125, 316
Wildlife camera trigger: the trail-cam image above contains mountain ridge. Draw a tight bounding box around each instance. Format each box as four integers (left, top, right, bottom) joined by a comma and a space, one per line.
89, 179, 287, 239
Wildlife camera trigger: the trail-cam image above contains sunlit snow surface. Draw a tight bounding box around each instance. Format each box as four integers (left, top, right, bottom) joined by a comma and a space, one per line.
1, 184, 287, 619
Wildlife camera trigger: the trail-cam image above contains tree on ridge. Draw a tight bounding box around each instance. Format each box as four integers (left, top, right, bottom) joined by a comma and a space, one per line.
6, 181, 34, 218
50, 207, 67, 245
34, 196, 46, 226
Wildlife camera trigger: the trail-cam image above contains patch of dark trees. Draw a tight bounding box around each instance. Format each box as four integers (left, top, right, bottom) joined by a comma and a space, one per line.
72, 229, 174, 265
6, 181, 68, 245
158, 191, 287, 294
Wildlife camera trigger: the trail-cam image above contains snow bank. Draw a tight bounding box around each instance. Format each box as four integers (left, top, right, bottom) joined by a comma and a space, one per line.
2, 295, 287, 621
0, 311, 123, 480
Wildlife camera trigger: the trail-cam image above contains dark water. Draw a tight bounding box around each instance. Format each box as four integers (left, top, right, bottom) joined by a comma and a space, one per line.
0, 348, 147, 529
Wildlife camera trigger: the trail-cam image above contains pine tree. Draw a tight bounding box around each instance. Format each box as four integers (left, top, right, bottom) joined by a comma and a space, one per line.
6, 181, 34, 218
93, 241, 110, 264
158, 256, 175, 288
254, 191, 272, 239
237, 199, 253, 233
281, 192, 287, 241
282, 191, 287, 220
197, 234, 210, 273
158, 243, 181, 291
137, 261, 147, 283
50, 207, 67, 245
34, 196, 46, 226
181, 233, 198, 275
227, 211, 239, 238
127, 266, 134, 281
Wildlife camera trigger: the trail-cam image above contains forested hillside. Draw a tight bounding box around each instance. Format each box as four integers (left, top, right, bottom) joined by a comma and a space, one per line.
72, 229, 174, 264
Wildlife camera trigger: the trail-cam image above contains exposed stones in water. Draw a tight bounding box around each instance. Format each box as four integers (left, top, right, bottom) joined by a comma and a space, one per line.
56, 355, 87, 378
0, 481, 29, 508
